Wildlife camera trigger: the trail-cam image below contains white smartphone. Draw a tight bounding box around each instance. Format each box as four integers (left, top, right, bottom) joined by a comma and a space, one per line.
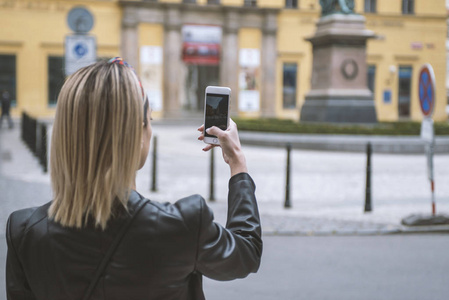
203, 86, 231, 145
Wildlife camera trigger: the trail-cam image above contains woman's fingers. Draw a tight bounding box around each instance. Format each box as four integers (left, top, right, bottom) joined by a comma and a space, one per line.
198, 124, 205, 141
202, 143, 217, 152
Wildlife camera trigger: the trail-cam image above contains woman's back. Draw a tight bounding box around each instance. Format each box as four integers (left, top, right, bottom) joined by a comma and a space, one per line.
7, 175, 261, 300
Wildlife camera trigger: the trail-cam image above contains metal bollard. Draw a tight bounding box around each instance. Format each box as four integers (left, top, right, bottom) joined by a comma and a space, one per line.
364, 142, 372, 212
21, 112, 26, 142
30, 117, 37, 154
284, 143, 292, 208
209, 147, 215, 202
40, 124, 48, 173
151, 136, 157, 192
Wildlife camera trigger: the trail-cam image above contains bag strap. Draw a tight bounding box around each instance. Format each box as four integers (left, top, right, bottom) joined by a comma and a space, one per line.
82, 198, 149, 300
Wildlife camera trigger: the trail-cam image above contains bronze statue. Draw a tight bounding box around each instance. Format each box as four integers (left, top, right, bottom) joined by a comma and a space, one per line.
320, 0, 355, 16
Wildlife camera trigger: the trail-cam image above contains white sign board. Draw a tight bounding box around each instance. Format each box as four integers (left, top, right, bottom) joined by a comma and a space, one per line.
239, 90, 260, 112
65, 35, 96, 76
420, 117, 434, 143
140, 46, 163, 65
239, 48, 260, 67
140, 46, 163, 112
182, 25, 222, 43
239, 48, 260, 112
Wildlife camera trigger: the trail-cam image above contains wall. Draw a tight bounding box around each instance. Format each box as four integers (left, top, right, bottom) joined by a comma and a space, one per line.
1, 0, 447, 122
0, 0, 121, 118
363, 0, 447, 121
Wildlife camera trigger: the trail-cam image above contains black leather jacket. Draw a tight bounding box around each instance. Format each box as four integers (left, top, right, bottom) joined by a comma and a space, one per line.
6, 173, 262, 300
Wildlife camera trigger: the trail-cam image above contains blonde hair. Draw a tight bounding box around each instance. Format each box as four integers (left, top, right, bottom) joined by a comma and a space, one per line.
49, 61, 144, 229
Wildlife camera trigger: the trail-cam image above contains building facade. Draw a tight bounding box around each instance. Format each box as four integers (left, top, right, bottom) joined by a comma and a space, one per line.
0, 0, 447, 122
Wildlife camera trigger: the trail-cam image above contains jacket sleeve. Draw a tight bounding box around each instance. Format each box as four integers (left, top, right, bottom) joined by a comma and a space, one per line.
6, 212, 37, 300
194, 172, 262, 281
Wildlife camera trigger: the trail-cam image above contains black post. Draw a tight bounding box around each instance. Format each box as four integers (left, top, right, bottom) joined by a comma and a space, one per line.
209, 147, 215, 202
151, 136, 157, 192
284, 143, 292, 208
40, 124, 48, 173
23, 112, 33, 152
364, 142, 372, 212
21, 112, 25, 142
30, 117, 37, 155
22, 112, 30, 150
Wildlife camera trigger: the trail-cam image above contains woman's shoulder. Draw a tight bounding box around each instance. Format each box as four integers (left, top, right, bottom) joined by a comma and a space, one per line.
137, 193, 212, 232
6, 202, 51, 244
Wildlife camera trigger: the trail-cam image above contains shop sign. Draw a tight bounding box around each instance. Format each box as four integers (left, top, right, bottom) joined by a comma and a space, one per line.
182, 25, 222, 65
411, 42, 423, 50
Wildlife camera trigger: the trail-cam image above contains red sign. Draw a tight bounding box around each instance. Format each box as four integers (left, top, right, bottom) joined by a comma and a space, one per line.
182, 42, 220, 65
182, 25, 222, 66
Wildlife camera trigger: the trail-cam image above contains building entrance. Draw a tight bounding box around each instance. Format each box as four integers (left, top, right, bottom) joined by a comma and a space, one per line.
185, 65, 219, 112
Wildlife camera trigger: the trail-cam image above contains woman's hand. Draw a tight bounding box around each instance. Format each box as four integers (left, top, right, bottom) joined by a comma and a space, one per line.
198, 119, 248, 177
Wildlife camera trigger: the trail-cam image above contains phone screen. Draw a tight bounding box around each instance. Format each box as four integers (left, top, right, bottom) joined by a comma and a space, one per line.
205, 93, 229, 138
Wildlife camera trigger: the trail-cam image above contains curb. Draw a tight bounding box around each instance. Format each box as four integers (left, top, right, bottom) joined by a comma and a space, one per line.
262, 225, 449, 236
240, 131, 449, 154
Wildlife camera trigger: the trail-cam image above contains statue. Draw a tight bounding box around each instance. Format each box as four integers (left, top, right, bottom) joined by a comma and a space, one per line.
319, 0, 355, 16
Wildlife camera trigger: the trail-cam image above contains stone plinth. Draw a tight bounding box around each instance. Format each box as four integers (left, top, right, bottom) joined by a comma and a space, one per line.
300, 14, 377, 123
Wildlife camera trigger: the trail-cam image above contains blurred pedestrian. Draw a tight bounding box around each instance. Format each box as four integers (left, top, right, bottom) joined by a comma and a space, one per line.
6, 58, 262, 300
1, 89, 13, 129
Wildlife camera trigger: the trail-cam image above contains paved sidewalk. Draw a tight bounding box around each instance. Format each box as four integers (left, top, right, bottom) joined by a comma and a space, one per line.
1, 119, 449, 236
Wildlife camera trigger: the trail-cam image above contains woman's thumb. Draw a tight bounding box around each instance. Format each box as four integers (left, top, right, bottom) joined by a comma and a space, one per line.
206, 126, 222, 137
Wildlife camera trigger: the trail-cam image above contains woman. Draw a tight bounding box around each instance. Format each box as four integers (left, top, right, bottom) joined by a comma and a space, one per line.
6, 58, 262, 300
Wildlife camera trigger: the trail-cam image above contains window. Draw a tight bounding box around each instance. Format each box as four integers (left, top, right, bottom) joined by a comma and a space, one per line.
398, 66, 412, 118
183, 0, 196, 3
0, 54, 17, 107
282, 63, 297, 109
364, 0, 376, 13
48, 56, 65, 106
207, 0, 220, 4
285, 0, 298, 9
244, 0, 257, 7
402, 0, 414, 15
367, 65, 376, 96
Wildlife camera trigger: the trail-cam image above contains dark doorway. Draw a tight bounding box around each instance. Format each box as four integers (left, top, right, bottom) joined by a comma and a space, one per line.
0, 54, 17, 107
398, 66, 412, 118
185, 65, 219, 112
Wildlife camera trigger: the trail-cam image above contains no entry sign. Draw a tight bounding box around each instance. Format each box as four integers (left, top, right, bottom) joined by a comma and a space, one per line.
418, 64, 436, 117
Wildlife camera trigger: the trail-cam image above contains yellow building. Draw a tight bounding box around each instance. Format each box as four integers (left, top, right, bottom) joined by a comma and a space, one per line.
0, 0, 447, 122
0, 0, 121, 118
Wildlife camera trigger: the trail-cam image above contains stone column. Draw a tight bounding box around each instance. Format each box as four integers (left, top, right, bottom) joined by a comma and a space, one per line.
163, 8, 183, 118
121, 7, 139, 68
260, 12, 278, 118
221, 11, 240, 116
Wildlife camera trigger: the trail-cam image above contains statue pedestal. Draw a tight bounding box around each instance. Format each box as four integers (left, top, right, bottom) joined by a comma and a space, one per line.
300, 14, 377, 123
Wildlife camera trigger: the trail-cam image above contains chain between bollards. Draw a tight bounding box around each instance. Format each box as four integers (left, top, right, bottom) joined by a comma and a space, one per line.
284, 143, 292, 208
364, 142, 372, 212
209, 147, 215, 202
151, 136, 158, 192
